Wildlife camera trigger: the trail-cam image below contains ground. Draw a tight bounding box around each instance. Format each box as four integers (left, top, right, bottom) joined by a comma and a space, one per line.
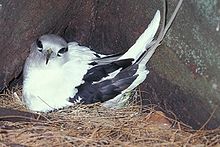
0, 87, 219, 146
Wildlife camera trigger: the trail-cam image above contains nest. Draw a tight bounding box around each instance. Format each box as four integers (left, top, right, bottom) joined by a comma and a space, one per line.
0, 87, 220, 146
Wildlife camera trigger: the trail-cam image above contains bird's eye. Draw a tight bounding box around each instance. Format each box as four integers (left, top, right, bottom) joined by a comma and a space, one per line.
58, 47, 68, 54
36, 39, 43, 52
57, 47, 68, 57
36, 39, 43, 48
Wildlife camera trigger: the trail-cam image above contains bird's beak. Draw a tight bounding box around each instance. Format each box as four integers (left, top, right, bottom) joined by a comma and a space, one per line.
46, 48, 53, 64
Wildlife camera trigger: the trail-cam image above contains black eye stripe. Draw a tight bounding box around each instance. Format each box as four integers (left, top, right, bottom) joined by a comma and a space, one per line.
58, 47, 68, 54
36, 39, 43, 48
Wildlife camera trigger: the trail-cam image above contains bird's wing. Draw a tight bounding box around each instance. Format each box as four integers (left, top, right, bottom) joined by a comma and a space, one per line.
69, 62, 139, 104
84, 58, 134, 82
91, 52, 124, 65
68, 42, 125, 64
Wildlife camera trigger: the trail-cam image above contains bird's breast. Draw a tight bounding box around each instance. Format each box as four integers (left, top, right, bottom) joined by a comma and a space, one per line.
22, 61, 90, 111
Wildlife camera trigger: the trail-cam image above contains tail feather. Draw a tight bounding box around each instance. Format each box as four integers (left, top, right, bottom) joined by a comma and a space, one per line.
118, 10, 161, 62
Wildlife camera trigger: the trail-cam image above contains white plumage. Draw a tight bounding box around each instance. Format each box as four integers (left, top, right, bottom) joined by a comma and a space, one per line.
22, 10, 161, 112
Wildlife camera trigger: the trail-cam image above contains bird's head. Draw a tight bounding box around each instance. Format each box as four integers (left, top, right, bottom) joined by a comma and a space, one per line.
32, 34, 68, 64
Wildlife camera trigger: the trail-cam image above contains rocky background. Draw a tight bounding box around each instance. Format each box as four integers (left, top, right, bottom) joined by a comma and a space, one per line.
0, 0, 220, 129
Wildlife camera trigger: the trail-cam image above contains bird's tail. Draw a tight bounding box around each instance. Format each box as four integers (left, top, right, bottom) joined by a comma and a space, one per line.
118, 10, 161, 63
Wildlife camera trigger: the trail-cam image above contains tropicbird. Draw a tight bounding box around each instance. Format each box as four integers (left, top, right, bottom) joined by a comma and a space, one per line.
22, 0, 183, 112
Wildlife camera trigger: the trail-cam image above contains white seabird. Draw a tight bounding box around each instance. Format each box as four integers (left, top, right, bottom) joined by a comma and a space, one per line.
22, 0, 183, 112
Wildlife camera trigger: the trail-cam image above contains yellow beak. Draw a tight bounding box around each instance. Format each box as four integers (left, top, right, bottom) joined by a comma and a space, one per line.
46, 48, 53, 64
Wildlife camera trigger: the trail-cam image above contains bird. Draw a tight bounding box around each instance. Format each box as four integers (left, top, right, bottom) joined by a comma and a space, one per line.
22, 10, 161, 112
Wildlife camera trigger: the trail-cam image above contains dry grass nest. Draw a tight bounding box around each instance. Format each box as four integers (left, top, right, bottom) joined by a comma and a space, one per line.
0, 87, 220, 147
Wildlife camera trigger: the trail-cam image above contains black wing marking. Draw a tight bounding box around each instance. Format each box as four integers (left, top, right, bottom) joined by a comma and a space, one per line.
84, 58, 134, 82
91, 52, 124, 65
69, 63, 139, 104
97, 52, 123, 59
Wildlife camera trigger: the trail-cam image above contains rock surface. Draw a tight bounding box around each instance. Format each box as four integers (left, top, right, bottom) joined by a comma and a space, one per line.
0, 0, 219, 129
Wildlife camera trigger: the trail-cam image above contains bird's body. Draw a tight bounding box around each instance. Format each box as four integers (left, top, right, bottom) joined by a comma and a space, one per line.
22, 10, 161, 112
23, 42, 99, 111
